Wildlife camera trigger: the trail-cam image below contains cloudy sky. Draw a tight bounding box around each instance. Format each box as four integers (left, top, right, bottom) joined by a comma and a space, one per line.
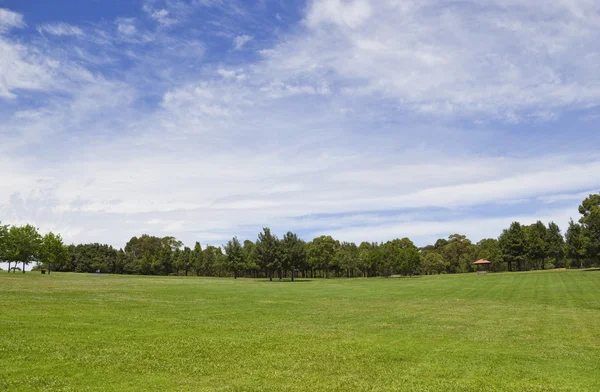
1, 0, 599, 249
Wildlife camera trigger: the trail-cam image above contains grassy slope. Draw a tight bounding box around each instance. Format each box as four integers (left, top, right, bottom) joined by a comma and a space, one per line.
0, 270, 599, 391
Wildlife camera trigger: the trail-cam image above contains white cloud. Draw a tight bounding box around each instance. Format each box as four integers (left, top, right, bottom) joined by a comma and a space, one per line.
116, 18, 137, 35
37, 23, 83, 37
144, 6, 179, 27
261, 0, 600, 120
0, 39, 54, 98
1, 1, 599, 250
0, 8, 24, 32
233, 34, 252, 50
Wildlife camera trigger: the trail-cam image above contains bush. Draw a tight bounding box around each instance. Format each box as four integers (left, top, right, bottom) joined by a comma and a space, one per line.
544, 263, 555, 270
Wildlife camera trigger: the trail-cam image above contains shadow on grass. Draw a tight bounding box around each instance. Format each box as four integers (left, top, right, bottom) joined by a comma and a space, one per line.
582, 268, 600, 272
257, 279, 313, 283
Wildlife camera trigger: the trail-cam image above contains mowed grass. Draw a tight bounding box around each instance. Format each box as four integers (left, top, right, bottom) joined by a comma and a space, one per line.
1, 271, 599, 391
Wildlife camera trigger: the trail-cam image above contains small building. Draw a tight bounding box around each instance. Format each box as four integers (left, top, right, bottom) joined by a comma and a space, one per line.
473, 259, 491, 273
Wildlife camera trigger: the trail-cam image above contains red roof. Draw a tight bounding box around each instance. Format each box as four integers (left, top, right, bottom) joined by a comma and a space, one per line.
473, 259, 491, 264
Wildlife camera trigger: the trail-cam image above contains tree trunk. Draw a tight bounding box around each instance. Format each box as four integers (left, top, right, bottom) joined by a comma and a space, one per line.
291, 270, 294, 282
269, 270, 272, 281
7, 262, 10, 273
22, 262, 25, 273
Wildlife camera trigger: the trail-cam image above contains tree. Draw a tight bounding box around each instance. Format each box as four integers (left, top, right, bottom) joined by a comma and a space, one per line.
159, 243, 174, 275
546, 222, 565, 268
383, 238, 420, 277
565, 219, 588, 268
476, 238, 503, 272
203, 246, 218, 276
525, 221, 548, 270
334, 242, 359, 278
6, 224, 42, 273
192, 242, 204, 276
224, 237, 244, 279
243, 240, 260, 278
420, 252, 445, 275
39, 232, 69, 274
256, 228, 281, 281
0, 222, 8, 272
358, 242, 379, 277
578, 193, 600, 264
281, 232, 307, 281
307, 236, 338, 278
442, 234, 473, 273
499, 222, 527, 271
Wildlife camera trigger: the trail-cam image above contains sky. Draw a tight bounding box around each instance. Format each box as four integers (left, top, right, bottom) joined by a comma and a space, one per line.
1, 0, 600, 250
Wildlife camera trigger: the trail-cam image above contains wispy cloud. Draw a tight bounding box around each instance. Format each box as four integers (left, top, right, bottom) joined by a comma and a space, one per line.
1, 1, 599, 249
233, 34, 252, 50
0, 8, 24, 32
37, 22, 83, 37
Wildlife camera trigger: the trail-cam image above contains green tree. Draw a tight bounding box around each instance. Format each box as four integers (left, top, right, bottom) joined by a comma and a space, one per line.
334, 241, 359, 278
525, 221, 548, 270
358, 242, 379, 277
0, 222, 9, 272
40, 232, 69, 274
159, 243, 174, 275
192, 242, 204, 276
442, 234, 473, 273
499, 222, 527, 271
565, 219, 588, 268
578, 193, 600, 264
383, 238, 420, 277
476, 238, 503, 272
224, 237, 244, 279
281, 232, 307, 281
420, 251, 445, 275
243, 240, 260, 278
308, 235, 338, 278
256, 228, 281, 281
203, 246, 218, 276
546, 222, 565, 268
6, 224, 43, 273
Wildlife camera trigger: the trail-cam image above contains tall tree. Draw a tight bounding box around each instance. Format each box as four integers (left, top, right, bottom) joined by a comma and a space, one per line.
442, 234, 473, 273
281, 232, 307, 281
6, 224, 42, 273
420, 251, 445, 275
224, 237, 244, 279
243, 240, 260, 278
565, 219, 588, 268
578, 193, 600, 264
358, 242, 379, 277
40, 232, 69, 274
525, 221, 548, 270
203, 246, 218, 276
476, 238, 503, 272
159, 243, 174, 275
499, 222, 528, 271
334, 242, 359, 278
0, 222, 8, 272
546, 222, 565, 268
308, 236, 338, 279
256, 228, 281, 281
192, 242, 204, 276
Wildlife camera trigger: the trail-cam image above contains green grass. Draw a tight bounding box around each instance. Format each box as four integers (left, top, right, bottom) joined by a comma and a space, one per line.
1, 270, 599, 391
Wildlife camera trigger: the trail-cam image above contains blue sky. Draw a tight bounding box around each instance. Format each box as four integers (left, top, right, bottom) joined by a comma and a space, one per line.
1, 0, 599, 249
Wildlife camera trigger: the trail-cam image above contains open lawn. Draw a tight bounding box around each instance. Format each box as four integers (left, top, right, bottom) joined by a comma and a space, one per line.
1, 270, 599, 391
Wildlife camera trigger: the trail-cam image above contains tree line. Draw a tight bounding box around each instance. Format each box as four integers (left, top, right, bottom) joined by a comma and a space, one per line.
1, 193, 600, 278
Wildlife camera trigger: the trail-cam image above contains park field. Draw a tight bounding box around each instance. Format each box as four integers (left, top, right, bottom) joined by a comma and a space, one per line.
1, 271, 599, 391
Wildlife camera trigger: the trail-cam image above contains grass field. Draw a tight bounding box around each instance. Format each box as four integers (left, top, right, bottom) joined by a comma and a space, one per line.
1, 270, 599, 391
